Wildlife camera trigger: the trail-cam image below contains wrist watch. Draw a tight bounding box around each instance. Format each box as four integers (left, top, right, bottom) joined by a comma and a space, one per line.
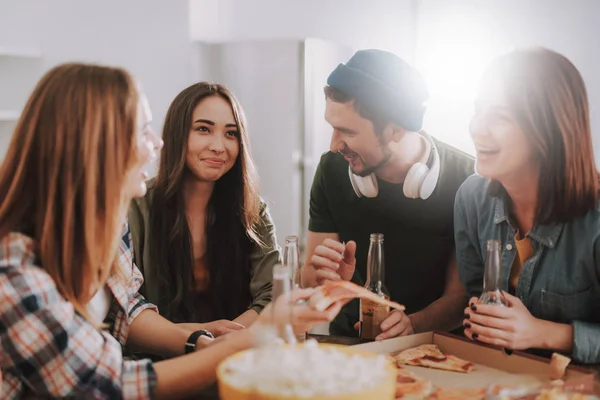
185, 329, 215, 354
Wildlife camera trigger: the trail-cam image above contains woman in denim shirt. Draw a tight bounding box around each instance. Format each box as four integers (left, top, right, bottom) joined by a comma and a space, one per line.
455, 48, 600, 364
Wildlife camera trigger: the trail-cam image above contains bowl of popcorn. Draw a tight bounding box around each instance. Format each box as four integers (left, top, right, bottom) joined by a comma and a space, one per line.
217, 340, 397, 400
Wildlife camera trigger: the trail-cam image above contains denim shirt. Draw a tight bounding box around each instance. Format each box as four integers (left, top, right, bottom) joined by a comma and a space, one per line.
454, 174, 600, 364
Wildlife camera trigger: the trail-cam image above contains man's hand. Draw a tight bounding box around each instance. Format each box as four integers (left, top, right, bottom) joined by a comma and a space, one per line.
178, 320, 245, 338
353, 309, 414, 341
311, 239, 356, 285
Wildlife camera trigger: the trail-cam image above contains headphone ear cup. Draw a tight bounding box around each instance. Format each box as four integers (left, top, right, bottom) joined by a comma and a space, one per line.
403, 162, 429, 199
419, 166, 439, 199
348, 165, 378, 198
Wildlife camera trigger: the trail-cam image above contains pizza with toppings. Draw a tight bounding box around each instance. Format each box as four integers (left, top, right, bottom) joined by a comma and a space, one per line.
394, 344, 475, 373
394, 366, 434, 399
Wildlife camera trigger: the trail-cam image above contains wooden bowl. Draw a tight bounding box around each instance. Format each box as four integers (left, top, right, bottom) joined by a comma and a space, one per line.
217, 343, 396, 400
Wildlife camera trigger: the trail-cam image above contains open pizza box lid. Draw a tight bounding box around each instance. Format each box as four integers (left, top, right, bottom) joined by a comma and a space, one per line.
351, 331, 600, 396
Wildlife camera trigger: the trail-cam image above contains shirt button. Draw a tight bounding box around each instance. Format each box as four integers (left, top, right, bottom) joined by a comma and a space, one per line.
506, 244, 513, 251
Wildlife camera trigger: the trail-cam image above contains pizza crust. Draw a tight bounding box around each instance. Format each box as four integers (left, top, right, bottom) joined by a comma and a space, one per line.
549, 353, 571, 380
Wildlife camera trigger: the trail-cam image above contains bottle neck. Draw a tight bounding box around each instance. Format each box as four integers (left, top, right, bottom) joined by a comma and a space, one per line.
366, 239, 385, 287
482, 245, 502, 292
283, 238, 301, 288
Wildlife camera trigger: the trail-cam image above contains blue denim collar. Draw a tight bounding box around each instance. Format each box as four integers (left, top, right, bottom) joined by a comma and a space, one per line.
493, 197, 563, 248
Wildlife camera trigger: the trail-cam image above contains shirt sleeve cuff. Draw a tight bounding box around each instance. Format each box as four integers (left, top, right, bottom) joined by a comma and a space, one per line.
572, 319, 600, 364
122, 359, 157, 400
250, 295, 271, 315
128, 293, 158, 324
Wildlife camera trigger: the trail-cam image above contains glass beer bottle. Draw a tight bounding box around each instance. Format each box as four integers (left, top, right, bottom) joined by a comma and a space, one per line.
269, 263, 298, 344
478, 240, 507, 306
360, 233, 390, 340
283, 235, 306, 342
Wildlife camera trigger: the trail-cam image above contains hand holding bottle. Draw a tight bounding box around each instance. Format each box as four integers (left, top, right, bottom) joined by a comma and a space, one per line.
463, 292, 547, 351
353, 309, 414, 341
254, 288, 342, 339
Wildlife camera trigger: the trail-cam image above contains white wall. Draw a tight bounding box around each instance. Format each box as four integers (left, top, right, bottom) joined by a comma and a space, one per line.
0, 0, 194, 168
189, 0, 416, 63
415, 0, 600, 164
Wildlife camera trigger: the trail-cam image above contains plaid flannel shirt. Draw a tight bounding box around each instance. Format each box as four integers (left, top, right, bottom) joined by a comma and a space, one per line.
0, 224, 158, 399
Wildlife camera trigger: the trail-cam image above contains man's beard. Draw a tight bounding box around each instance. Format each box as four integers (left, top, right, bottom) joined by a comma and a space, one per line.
341, 146, 392, 177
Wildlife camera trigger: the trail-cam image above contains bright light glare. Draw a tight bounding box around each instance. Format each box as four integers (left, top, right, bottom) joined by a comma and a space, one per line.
416, 12, 494, 155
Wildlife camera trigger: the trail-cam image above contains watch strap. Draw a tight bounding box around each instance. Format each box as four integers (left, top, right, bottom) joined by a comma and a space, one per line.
185, 329, 215, 354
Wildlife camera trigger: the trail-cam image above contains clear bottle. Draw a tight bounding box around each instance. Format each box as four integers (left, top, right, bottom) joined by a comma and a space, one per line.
283, 235, 306, 342
360, 233, 391, 340
478, 240, 507, 306
283, 235, 301, 289
269, 263, 298, 344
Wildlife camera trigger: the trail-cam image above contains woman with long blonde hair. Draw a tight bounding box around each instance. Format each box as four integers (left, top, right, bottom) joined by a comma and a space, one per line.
0, 63, 340, 399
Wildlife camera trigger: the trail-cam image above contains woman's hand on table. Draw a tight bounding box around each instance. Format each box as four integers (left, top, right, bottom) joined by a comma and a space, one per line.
463, 292, 544, 350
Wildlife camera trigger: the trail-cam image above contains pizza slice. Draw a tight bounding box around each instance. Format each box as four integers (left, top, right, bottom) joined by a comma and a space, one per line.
429, 387, 485, 400
394, 344, 445, 364
394, 366, 434, 399
549, 352, 571, 380
308, 281, 405, 312
394, 344, 475, 373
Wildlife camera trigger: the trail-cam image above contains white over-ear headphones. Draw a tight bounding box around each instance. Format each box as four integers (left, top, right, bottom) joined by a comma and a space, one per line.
348, 132, 441, 200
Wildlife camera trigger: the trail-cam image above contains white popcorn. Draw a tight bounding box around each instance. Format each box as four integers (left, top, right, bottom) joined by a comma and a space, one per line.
220, 340, 388, 398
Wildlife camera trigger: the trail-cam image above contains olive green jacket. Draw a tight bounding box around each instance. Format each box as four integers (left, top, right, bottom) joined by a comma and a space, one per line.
128, 181, 279, 318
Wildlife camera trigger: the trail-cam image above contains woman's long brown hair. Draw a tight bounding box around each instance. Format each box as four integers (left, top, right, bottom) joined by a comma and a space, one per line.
486, 48, 599, 223
149, 82, 261, 322
0, 63, 139, 320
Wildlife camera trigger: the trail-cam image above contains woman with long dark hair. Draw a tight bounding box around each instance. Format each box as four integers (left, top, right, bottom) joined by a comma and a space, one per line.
129, 82, 278, 334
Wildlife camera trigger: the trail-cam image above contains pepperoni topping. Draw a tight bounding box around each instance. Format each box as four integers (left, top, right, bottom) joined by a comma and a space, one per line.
397, 376, 417, 383
462, 362, 474, 371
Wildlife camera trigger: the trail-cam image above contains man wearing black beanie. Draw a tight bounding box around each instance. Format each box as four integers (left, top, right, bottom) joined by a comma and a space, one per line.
301, 49, 475, 339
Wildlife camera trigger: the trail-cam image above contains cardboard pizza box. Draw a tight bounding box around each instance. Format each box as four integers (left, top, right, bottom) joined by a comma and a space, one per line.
351, 331, 599, 396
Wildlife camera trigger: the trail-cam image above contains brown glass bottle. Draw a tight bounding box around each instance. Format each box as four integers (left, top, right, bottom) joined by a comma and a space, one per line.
359, 233, 390, 340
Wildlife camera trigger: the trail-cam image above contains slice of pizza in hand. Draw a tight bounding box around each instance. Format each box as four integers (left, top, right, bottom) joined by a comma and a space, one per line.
394, 344, 475, 373
394, 367, 434, 400
308, 281, 405, 312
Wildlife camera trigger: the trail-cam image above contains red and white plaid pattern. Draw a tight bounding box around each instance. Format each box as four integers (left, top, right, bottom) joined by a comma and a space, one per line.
0, 224, 158, 399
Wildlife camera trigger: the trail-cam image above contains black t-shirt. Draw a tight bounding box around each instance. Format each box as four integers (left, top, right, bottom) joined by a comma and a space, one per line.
308, 137, 475, 337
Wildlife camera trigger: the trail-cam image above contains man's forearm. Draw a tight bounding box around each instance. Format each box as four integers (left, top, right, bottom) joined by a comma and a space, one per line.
408, 292, 468, 333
